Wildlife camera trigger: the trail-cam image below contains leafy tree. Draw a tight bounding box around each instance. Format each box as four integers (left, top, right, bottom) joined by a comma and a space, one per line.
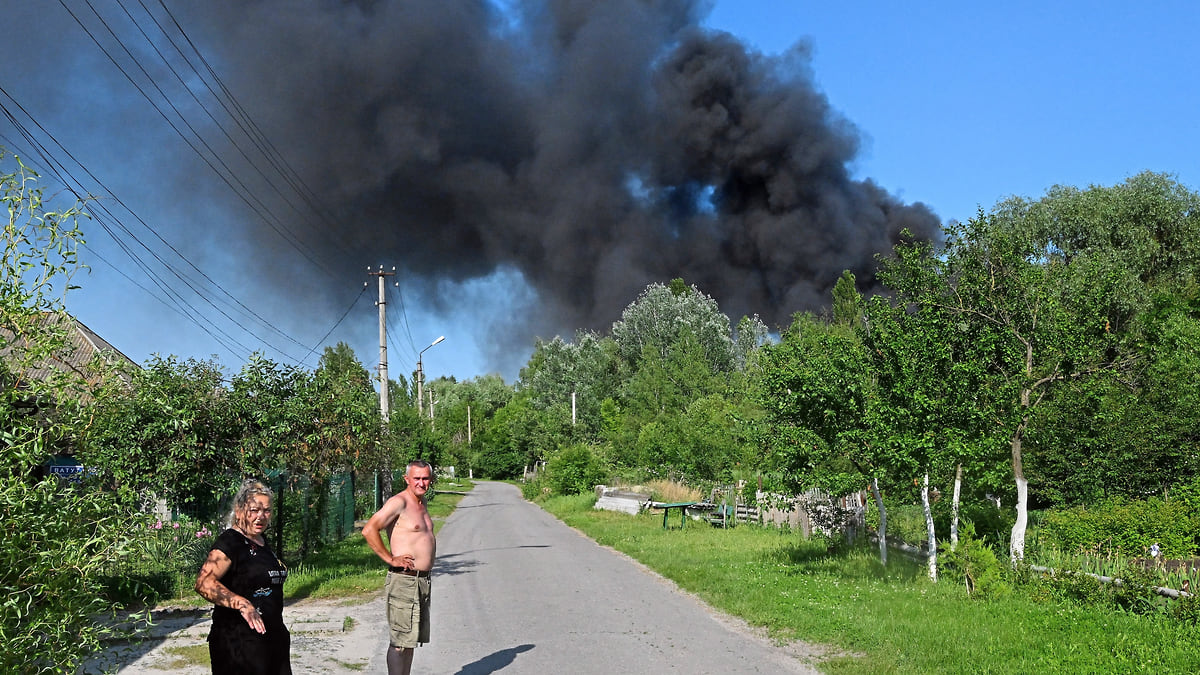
1027, 299, 1200, 505
615, 331, 736, 479
611, 280, 736, 373
475, 393, 544, 478
877, 172, 1200, 561
300, 349, 382, 475
831, 269, 864, 328
862, 293, 1007, 578
1, 149, 149, 672
518, 331, 622, 437
430, 373, 514, 475
753, 313, 878, 495
318, 341, 372, 386
85, 355, 239, 506
732, 314, 770, 372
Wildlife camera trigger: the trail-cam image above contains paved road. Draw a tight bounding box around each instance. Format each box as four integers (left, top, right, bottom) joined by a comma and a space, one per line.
372, 481, 818, 674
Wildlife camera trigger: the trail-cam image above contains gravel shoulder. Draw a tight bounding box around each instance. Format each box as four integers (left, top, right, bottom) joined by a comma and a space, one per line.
88, 593, 389, 674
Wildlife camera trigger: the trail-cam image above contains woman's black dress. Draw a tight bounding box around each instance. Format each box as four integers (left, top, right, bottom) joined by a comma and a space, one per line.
206, 528, 291, 674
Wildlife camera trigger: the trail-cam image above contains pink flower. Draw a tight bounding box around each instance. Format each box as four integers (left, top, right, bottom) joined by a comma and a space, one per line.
152, 520, 163, 530
173, 522, 181, 529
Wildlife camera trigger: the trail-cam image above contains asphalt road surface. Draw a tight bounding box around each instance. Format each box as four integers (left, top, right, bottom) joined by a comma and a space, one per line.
378, 481, 819, 674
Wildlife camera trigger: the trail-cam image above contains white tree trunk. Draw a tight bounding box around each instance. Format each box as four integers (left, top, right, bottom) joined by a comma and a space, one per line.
1010, 418, 1030, 564
870, 477, 887, 566
950, 463, 962, 552
1011, 474, 1028, 563
921, 472, 937, 582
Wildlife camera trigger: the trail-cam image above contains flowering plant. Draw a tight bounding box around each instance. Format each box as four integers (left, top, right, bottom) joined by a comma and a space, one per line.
137, 515, 217, 573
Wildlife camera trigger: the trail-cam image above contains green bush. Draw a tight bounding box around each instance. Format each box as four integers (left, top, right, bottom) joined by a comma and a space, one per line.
1170, 594, 1200, 625
0, 480, 153, 672
519, 474, 551, 502
545, 444, 607, 496
939, 524, 1011, 600
1037, 498, 1200, 558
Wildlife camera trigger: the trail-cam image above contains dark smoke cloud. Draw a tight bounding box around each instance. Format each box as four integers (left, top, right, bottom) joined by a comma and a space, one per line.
75, 0, 942, 371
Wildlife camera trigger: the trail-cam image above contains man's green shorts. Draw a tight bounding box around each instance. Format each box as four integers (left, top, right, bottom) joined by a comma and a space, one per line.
386, 571, 431, 648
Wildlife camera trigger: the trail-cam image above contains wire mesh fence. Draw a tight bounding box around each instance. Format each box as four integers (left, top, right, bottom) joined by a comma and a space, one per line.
120, 471, 361, 595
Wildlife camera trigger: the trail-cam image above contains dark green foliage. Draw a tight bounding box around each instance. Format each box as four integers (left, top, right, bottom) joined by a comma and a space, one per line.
84, 354, 238, 505
545, 444, 607, 496
1037, 499, 1200, 558
1022, 563, 1169, 618
1, 151, 160, 672
939, 524, 1011, 600
0, 481, 155, 672
1170, 594, 1200, 625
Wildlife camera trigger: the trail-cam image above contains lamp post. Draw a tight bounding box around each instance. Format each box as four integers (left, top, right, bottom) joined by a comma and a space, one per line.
417, 335, 445, 418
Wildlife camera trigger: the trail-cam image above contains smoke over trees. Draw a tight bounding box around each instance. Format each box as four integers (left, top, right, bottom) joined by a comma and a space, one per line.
178, 0, 938, 351
6, 0, 940, 373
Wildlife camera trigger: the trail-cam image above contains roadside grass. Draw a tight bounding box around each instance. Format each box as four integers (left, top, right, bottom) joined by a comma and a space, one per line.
542, 493, 1200, 674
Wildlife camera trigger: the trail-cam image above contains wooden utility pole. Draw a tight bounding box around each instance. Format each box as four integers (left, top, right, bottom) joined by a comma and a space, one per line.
368, 267, 396, 421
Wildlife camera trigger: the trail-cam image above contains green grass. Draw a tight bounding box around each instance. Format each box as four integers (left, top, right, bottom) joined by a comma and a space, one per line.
543, 493, 1200, 674
160, 644, 210, 669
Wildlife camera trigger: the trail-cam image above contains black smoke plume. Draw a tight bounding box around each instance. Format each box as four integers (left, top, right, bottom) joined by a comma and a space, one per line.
17, 0, 941, 373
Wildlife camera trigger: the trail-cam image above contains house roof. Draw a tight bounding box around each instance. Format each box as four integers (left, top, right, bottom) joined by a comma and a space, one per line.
0, 312, 139, 401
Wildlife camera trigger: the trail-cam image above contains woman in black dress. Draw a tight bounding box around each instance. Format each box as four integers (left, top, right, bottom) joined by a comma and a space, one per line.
194, 479, 291, 674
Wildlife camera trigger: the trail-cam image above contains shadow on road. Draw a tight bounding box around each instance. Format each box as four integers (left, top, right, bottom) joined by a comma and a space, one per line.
453, 643, 535, 674
434, 546, 551, 577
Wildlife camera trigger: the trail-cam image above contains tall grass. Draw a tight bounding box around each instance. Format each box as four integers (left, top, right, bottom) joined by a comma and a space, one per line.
543, 495, 1200, 674
1028, 545, 1200, 595
628, 478, 704, 503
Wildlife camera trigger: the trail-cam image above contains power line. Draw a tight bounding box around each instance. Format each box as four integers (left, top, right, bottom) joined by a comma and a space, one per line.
0, 87, 300, 361
2, 96, 364, 368
3, 1, 383, 368
57, 0, 336, 277
299, 284, 370, 368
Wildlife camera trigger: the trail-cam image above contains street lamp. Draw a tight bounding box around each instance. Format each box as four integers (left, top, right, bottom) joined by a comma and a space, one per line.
417, 335, 444, 417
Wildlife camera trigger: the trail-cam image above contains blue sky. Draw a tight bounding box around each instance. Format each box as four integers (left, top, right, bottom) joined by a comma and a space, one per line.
4, 0, 1197, 385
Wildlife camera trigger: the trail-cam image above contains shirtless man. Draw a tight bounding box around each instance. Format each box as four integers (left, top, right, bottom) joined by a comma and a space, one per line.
363, 460, 437, 675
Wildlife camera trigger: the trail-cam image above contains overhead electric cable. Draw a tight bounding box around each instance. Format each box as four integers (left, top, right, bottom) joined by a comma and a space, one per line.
1, 87, 305, 363
148, 0, 349, 242
120, 0, 353, 261
58, 0, 335, 278
299, 284, 370, 368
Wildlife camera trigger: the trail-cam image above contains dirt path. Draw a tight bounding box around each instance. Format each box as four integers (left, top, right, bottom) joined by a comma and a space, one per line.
88, 594, 389, 673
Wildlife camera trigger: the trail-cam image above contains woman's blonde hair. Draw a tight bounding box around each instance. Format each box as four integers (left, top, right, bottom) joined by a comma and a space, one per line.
227, 478, 275, 529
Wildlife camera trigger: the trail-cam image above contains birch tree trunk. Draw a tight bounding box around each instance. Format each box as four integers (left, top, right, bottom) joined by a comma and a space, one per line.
870, 477, 887, 566
950, 463, 962, 552
921, 472, 937, 581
